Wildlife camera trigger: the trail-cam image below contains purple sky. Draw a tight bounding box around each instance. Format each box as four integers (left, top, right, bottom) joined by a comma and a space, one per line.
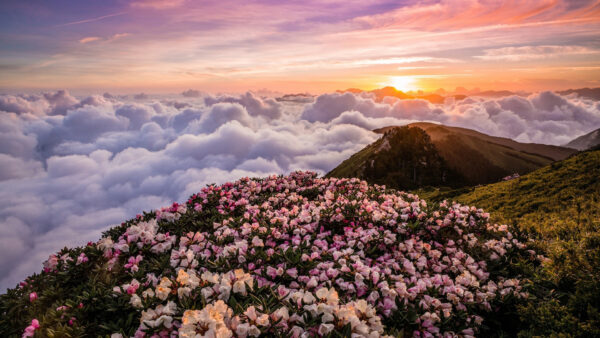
1, 0, 600, 93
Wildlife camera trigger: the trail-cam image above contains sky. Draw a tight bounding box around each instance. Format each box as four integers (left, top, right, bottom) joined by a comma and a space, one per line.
1, 0, 600, 93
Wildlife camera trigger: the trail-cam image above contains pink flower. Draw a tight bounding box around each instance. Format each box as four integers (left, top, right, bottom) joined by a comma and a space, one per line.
127, 283, 139, 295
29, 292, 37, 303
22, 319, 39, 337
286, 268, 298, 278
124, 255, 143, 272
76, 253, 89, 265
266, 266, 278, 279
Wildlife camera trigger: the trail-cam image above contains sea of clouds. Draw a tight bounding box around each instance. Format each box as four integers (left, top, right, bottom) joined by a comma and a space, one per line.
1, 89, 599, 291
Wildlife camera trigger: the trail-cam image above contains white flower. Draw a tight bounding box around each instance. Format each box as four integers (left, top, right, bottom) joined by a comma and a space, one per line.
180, 301, 233, 338
178, 286, 192, 299
97, 237, 114, 252
318, 323, 334, 335
303, 291, 316, 304
142, 288, 155, 299
248, 325, 261, 337
272, 306, 289, 321
155, 277, 172, 300
255, 314, 269, 327
236, 322, 250, 337
201, 287, 215, 300
130, 294, 142, 308
218, 283, 232, 300
177, 269, 200, 289
244, 306, 258, 321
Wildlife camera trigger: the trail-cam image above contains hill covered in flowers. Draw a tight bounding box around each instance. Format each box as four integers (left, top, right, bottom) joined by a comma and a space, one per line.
0, 172, 539, 337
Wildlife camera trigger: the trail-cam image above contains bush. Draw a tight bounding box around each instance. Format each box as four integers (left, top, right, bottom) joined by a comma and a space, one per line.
0, 172, 539, 337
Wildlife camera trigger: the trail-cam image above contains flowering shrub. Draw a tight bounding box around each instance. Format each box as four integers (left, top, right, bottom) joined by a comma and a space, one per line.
0, 172, 539, 337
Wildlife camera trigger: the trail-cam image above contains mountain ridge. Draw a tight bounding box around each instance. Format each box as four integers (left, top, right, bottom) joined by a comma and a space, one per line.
565, 127, 600, 150
327, 123, 576, 189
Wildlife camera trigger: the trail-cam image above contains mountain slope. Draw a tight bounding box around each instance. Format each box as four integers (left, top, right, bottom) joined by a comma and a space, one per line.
565, 127, 600, 150
327, 126, 466, 190
328, 123, 576, 189
418, 148, 600, 336
449, 148, 600, 233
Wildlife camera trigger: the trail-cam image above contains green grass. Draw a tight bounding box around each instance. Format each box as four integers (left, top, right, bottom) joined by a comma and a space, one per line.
417, 149, 600, 337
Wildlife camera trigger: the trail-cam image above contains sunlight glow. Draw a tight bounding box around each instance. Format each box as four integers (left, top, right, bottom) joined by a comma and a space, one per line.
386, 76, 418, 92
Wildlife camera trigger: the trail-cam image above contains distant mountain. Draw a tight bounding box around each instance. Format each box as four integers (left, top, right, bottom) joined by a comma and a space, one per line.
327, 122, 576, 190
565, 127, 600, 150
470, 90, 519, 97
336, 86, 600, 104
275, 93, 314, 103
370, 86, 413, 100
557, 87, 600, 100
337, 87, 468, 104
336, 88, 363, 94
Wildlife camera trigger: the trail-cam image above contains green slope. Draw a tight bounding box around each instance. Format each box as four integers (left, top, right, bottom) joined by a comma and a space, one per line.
419, 148, 600, 336
424, 148, 600, 233
327, 126, 466, 190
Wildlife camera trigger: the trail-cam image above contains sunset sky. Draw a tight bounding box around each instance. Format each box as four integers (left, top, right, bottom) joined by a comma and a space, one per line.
1, 0, 600, 93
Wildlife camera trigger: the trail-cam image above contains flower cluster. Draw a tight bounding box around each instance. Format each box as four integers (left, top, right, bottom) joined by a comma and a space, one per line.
24, 171, 536, 337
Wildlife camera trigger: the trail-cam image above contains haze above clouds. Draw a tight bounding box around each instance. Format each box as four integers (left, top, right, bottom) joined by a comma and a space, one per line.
1, 89, 600, 290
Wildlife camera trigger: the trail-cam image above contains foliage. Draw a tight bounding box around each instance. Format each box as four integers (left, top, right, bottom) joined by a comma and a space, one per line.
0, 172, 538, 337
418, 149, 600, 337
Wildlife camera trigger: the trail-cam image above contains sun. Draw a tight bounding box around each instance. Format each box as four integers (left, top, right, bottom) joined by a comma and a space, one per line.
387, 76, 418, 92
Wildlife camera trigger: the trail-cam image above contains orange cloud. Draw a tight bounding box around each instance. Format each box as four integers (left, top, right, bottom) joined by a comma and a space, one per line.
79, 33, 130, 44
79, 37, 101, 44
111, 33, 131, 40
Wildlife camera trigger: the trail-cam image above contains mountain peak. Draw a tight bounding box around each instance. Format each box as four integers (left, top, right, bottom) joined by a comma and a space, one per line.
328, 123, 576, 189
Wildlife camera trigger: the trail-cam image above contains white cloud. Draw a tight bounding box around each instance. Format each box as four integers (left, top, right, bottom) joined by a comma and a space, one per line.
474, 45, 598, 61
0, 88, 599, 291
302, 90, 600, 145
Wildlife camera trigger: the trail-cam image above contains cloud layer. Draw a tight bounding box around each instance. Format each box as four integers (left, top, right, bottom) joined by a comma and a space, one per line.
1, 89, 600, 291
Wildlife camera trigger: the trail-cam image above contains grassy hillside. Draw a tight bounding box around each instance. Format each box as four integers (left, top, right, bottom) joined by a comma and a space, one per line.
419, 148, 600, 336
422, 148, 600, 233
328, 123, 575, 189
327, 126, 466, 190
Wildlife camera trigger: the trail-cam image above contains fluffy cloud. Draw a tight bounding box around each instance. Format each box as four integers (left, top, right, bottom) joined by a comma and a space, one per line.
205, 92, 283, 120
181, 89, 201, 98
1, 88, 599, 291
302, 90, 600, 145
